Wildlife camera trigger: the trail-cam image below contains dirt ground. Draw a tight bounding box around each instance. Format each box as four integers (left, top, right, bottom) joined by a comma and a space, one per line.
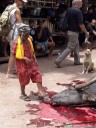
0, 48, 96, 128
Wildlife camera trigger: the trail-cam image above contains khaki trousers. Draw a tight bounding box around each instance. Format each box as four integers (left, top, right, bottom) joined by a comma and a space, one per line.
56, 31, 80, 64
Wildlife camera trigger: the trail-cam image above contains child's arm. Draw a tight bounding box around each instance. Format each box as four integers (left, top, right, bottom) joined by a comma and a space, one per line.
34, 55, 38, 65
22, 56, 31, 64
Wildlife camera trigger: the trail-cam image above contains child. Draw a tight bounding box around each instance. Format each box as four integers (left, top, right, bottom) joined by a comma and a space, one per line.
12, 24, 47, 101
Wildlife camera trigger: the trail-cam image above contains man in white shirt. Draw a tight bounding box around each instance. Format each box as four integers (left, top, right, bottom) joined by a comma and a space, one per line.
6, 0, 28, 78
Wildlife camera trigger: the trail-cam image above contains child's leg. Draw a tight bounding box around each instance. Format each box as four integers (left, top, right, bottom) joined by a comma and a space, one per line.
36, 82, 51, 103
37, 82, 45, 94
48, 41, 55, 59
20, 85, 31, 101
20, 85, 26, 96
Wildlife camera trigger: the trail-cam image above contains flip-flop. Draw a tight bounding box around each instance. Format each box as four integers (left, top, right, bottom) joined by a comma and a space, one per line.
19, 95, 31, 101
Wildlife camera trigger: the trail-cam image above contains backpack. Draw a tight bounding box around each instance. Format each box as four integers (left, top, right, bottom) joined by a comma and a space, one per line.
0, 5, 15, 36
60, 10, 69, 32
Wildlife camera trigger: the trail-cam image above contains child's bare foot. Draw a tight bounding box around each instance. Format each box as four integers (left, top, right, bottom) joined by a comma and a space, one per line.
38, 91, 51, 103
38, 91, 48, 99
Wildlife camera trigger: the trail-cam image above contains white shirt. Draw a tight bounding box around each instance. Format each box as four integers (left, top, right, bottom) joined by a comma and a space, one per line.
9, 4, 20, 26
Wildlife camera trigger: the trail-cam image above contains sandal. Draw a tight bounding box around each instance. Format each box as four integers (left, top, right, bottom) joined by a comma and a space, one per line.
19, 95, 31, 101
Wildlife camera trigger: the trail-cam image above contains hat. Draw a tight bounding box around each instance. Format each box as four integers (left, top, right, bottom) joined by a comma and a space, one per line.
18, 23, 30, 31
22, 0, 28, 3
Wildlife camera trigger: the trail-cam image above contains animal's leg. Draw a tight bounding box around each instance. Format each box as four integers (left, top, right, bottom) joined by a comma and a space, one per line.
82, 64, 86, 74
86, 64, 91, 74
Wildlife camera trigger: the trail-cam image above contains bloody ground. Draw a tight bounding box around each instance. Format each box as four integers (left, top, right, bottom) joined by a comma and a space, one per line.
0, 48, 96, 128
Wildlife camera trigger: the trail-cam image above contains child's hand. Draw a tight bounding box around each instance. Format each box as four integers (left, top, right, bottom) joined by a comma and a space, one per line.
23, 57, 31, 64
35, 59, 38, 66
34, 55, 38, 66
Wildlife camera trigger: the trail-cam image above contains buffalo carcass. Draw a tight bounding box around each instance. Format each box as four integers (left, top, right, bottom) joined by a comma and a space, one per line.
51, 77, 96, 107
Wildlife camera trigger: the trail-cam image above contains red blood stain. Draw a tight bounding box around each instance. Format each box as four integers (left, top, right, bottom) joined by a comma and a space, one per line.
72, 80, 86, 84
57, 80, 86, 87
29, 118, 53, 127
38, 103, 96, 127
56, 83, 71, 87
26, 104, 40, 115
26, 80, 96, 127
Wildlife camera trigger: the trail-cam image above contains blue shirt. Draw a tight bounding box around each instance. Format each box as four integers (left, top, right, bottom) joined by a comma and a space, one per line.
35, 27, 51, 42
67, 6, 83, 32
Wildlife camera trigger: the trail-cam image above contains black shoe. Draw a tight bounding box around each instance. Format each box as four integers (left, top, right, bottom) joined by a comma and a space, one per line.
54, 60, 61, 68
74, 62, 83, 65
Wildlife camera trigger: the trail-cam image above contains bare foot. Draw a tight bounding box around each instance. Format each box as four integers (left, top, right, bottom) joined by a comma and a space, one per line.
5, 74, 17, 79
6, 74, 10, 79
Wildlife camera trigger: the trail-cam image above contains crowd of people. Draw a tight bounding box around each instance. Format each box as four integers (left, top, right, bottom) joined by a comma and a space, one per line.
0, 0, 96, 101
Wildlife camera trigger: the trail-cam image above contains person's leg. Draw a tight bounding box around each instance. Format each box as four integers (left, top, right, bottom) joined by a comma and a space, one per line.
3, 39, 9, 57
55, 47, 71, 67
6, 38, 16, 78
6, 54, 16, 78
30, 60, 46, 96
70, 51, 74, 57
48, 41, 55, 59
55, 33, 77, 67
67, 31, 81, 65
20, 85, 31, 101
20, 85, 26, 95
6, 27, 20, 78
73, 39, 81, 65
35, 44, 41, 51
36, 82, 51, 103
37, 82, 45, 94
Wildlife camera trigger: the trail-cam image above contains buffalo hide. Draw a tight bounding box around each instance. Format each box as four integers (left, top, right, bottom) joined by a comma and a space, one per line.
51, 82, 96, 107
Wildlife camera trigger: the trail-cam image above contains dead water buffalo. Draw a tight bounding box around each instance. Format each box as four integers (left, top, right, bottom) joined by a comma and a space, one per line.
51, 77, 96, 107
